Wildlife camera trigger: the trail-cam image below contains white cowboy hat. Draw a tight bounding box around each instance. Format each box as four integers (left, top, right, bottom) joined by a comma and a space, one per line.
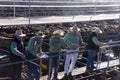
53, 30, 64, 36
70, 26, 80, 32
15, 30, 26, 37
92, 28, 102, 34
36, 31, 45, 38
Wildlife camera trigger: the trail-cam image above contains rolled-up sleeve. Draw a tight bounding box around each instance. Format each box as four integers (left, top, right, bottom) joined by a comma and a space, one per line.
26, 38, 33, 51
63, 32, 72, 48
79, 33, 83, 45
10, 42, 22, 56
49, 37, 55, 49
92, 37, 102, 46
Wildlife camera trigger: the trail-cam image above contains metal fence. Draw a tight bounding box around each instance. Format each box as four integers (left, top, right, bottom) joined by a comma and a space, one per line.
0, 0, 120, 24
0, 41, 120, 80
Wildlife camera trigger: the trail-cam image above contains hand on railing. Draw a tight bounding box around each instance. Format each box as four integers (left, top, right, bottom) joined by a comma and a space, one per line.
36, 53, 49, 59
71, 44, 79, 50
35, 55, 40, 60
81, 42, 87, 47
107, 39, 113, 44
36, 51, 45, 60
19, 53, 26, 59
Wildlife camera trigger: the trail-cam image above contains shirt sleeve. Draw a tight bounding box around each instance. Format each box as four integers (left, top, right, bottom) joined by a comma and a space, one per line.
26, 38, 33, 51
63, 32, 72, 48
92, 36, 102, 46
49, 37, 55, 49
10, 42, 22, 56
62, 39, 66, 44
79, 33, 83, 45
40, 42, 42, 51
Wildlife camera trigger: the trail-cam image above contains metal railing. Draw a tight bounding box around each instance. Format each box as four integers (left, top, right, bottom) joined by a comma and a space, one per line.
0, 41, 120, 79
0, 0, 120, 17
0, 0, 119, 25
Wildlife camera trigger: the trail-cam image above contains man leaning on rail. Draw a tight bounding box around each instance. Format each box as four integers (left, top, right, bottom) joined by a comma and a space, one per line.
48, 29, 66, 80
26, 31, 45, 80
9, 30, 26, 80
62, 26, 86, 80
85, 27, 104, 73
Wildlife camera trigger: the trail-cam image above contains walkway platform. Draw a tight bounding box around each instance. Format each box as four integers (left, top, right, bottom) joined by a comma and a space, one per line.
40, 59, 120, 80
0, 13, 119, 26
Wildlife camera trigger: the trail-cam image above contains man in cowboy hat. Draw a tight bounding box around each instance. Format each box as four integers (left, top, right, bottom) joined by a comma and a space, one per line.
86, 27, 103, 73
26, 31, 45, 80
62, 25, 86, 80
9, 29, 26, 80
48, 29, 66, 80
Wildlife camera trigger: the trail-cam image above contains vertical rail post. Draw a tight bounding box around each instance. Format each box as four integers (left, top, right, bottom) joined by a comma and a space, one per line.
48, 57, 51, 80
96, 49, 101, 69
94, 0, 97, 16
40, 58, 42, 78
29, 0, 31, 25
119, 6, 120, 67
13, 0, 16, 18
107, 47, 111, 69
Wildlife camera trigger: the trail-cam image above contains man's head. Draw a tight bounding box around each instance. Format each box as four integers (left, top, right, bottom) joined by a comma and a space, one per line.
53, 30, 64, 39
15, 30, 26, 41
92, 27, 102, 35
36, 31, 45, 41
70, 26, 80, 34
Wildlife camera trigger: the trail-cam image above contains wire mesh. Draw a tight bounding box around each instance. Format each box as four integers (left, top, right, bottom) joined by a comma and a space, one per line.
0, 0, 120, 25
0, 41, 120, 80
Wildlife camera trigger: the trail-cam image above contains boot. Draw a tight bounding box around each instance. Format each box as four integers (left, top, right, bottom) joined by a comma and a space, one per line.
52, 77, 59, 80
68, 72, 73, 80
61, 73, 68, 80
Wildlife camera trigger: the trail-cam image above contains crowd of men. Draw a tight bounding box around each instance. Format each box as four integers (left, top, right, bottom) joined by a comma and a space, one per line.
9, 25, 104, 80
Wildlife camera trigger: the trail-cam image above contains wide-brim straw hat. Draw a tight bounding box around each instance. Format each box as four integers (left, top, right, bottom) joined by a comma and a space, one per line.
53, 30, 64, 36
92, 27, 102, 34
69, 26, 80, 32
36, 31, 45, 38
15, 30, 26, 37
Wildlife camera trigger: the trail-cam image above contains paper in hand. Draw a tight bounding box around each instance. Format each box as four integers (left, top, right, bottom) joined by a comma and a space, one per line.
108, 39, 113, 44
66, 48, 79, 54
37, 54, 49, 58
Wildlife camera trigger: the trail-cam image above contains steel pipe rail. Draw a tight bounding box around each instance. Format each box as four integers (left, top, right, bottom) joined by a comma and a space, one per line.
0, 4, 119, 8
0, 41, 120, 79
0, 1, 108, 3
76, 66, 119, 80
0, 0, 120, 3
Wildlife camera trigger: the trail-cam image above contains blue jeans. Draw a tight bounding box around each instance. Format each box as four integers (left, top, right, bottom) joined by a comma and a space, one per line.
86, 50, 96, 71
48, 52, 60, 79
11, 63, 22, 80
26, 52, 40, 80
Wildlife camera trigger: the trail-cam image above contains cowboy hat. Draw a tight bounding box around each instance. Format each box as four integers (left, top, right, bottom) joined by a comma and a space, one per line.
69, 26, 80, 32
36, 31, 45, 38
92, 27, 102, 34
15, 30, 26, 37
53, 30, 64, 36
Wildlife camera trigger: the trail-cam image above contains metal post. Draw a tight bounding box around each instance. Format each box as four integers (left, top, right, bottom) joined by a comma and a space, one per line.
96, 49, 101, 70
40, 59, 42, 78
13, 1, 16, 18
119, 45, 120, 68
48, 57, 51, 80
29, 0, 31, 25
107, 47, 111, 68
119, 12, 120, 30
94, 0, 97, 16
119, 7, 120, 67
